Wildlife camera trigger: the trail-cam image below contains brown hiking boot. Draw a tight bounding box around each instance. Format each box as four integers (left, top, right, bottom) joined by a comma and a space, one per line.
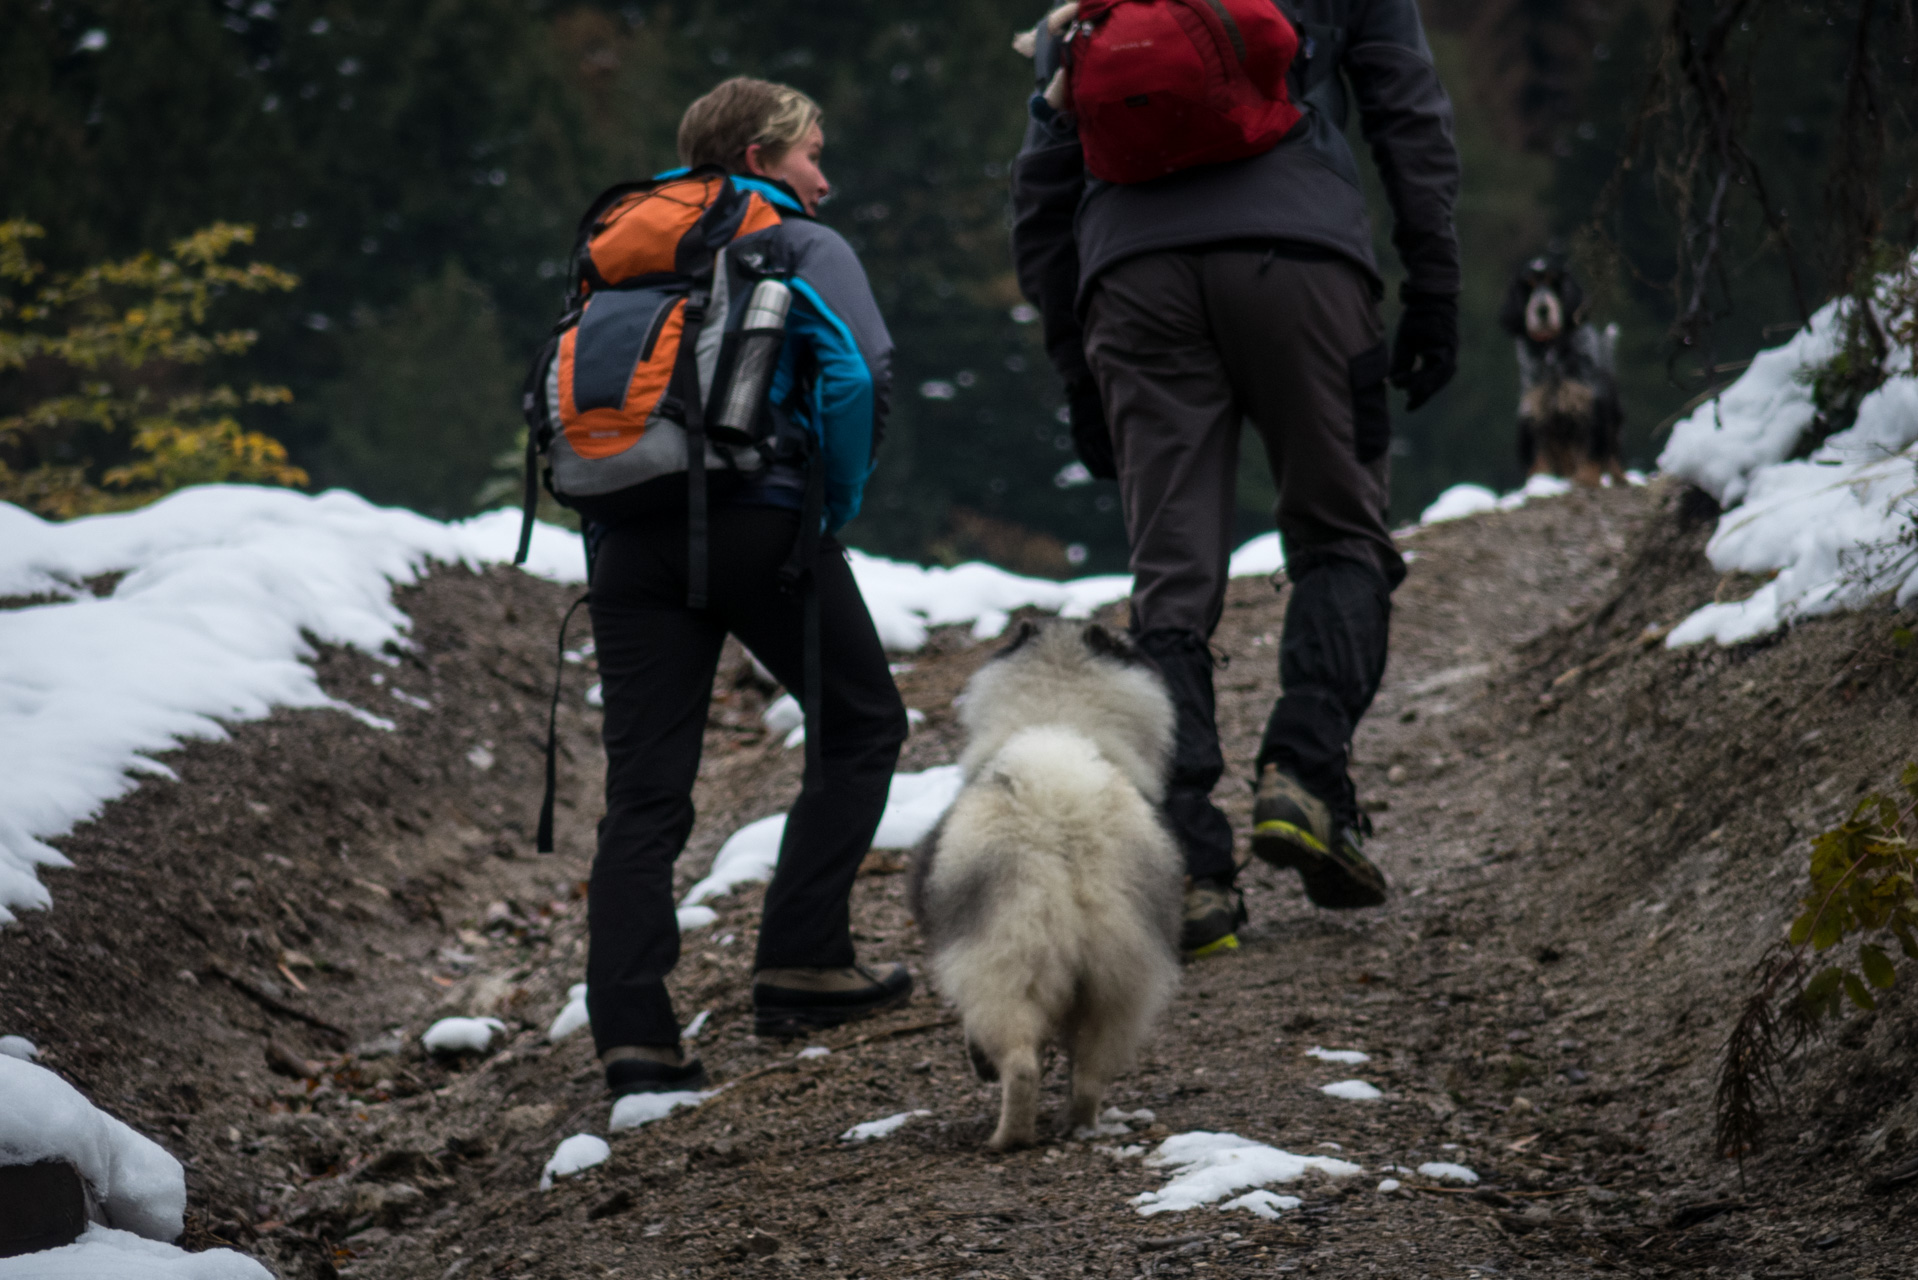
1181, 876, 1246, 957
1250, 766, 1388, 909
752, 963, 912, 1037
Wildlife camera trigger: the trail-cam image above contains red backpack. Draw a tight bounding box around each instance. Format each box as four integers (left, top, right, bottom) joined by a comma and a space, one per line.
1067, 0, 1303, 184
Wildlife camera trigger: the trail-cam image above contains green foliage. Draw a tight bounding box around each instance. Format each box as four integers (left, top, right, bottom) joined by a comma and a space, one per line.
312, 263, 520, 519
1715, 763, 1918, 1164
7, 1, 1903, 556
0, 220, 304, 517
1788, 764, 1918, 1014
1791, 253, 1918, 456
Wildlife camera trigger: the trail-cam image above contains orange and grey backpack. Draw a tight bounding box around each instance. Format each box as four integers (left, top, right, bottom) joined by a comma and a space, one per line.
511, 166, 809, 607
516, 168, 829, 852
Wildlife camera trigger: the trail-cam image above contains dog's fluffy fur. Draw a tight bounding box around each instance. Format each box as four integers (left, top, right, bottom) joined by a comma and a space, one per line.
1499, 256, 1626, 486
907, 621, 1182, 1151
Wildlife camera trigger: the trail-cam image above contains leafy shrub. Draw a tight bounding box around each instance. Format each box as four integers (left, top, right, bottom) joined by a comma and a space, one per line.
0, 220, 303, 517
1715, 764, 1918, 1164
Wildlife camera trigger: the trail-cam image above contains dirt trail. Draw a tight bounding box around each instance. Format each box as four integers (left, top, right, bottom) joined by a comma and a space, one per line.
5, 481, 1918, 1279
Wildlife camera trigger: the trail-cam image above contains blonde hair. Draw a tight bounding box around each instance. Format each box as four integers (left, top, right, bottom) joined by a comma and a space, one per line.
677, 77, 822, 175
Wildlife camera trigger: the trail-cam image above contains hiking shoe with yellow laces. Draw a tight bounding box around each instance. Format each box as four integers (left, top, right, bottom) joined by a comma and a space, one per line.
1250, 765, 1388, 908
1181, 876, 1246, 958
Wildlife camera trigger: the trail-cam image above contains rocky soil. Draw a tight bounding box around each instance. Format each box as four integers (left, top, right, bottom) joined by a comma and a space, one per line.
4, 479, 1917, 1279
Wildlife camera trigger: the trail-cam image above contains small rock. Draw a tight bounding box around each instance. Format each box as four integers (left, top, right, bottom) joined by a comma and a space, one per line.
586, 1189, 634, 1222
501, 1104, 559, 1132
1386, 765, 1409, 785
352, 1033, 406, 1060
264, 1039, 318, 1079
353, 1182, 424, 1228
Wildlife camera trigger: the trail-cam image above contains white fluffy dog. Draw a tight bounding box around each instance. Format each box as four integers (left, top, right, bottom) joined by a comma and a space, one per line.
908, 620, 1183, 1150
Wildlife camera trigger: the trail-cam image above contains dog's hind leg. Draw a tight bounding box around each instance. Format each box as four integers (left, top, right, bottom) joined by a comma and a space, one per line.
1060, 1000, 1135, 1136
988, 1043, 1041, 1151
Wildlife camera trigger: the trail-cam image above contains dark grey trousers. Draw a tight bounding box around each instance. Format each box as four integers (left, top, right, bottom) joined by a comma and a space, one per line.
1083, 250, 1405, 880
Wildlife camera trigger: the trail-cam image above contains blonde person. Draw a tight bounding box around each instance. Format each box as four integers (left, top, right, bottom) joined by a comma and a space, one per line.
584, 78, 910, 1097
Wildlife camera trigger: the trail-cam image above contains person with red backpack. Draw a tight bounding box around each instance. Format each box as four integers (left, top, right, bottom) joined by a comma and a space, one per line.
520, 78, 911, 1097
1011, 0, 1461, 953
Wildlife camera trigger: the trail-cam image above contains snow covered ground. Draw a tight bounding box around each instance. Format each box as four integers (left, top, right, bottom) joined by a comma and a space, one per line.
538, 1134, 610, 1191
0, 1057, 271, 1276
0, 488, 1294, 926
1658, 291, 1918, 646
1417, 470, 1652, 527
839, 1110, 931, 1143
0, 490, 577, 924
672, 765, 962, 932
1131, 1132, 1361, 1218
420, 1016, 505, 1056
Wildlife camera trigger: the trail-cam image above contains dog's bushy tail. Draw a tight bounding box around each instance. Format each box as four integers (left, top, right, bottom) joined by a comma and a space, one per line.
928, 726, 1180, 1072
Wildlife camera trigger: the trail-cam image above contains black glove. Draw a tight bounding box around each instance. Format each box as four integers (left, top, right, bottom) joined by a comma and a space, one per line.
1390, 289, 1459, 412
1068, 377, 1117, 480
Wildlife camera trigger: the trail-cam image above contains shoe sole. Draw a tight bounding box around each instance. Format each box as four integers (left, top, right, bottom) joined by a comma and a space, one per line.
1252, 821, 1387, 909
1184, 932, 1240, 959
753, 985, 912, 1038
608, 1069, 711, 1098
1251, 818, 1328, 866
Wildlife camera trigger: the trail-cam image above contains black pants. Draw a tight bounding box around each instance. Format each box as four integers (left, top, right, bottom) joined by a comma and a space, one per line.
1083, 251, 1404, 879
585, 507, 907, 1052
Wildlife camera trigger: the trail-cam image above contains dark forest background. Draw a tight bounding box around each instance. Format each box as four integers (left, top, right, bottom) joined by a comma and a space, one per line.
0, 0, 1892, 573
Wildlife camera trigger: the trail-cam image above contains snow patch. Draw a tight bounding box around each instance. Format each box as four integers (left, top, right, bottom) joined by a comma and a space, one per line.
1227, 532, 1285, 579
1217, 1189, 1303, 1220
608, 1090, 714, 1131
870, 765, 964, 849
1419, 484, 1501, 525
0, 1034, 39, 1061
0, 1224, 273, 1278
762, 694, 803, 736
1660, 285, 1918, 645
1377, 1178, 1402, 1193
548, 984, 588, 1042
678, 814, 785, 918
0, 488, 591, 926
1319, 1079, 1382, 1100
420, 1017, 504, 1055
1075, 1106, 1157, 1139
1305, 1046, 1370, 1065
538, 1134, 610, 1190
677, 766, 962, 930
0, 485, 1293, 926
839, 1110, 931, 1143
1130, 1132, 1360, 1216
796, 1045, 831, 1059
0, 1057, 187, 1242
846, 551, 1133, 651
681, 1009, 711, 1040
1418, 473, 1581, 527
1417, 1161, 1480, 1184
1660, 301, 1846, 507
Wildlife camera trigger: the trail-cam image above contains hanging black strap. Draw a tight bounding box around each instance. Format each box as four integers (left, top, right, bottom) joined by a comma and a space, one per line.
678, 290, 712, 610
514, 334, 560, 567
513, 426, 540, 567
537, 592, 592, 854
777, 436, 829, 785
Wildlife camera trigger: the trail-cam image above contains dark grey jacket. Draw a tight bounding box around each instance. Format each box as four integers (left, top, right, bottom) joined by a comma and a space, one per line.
1011, 0, 1461, 389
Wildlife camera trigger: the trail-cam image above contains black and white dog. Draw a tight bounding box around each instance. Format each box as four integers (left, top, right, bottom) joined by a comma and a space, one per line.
1497, 257, 1625, 485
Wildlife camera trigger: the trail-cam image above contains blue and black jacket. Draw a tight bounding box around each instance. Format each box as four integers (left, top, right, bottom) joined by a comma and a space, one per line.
696, 174, 894, 535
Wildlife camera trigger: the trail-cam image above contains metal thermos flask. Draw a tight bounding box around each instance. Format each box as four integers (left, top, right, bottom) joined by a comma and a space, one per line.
711, 278, 792, 440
